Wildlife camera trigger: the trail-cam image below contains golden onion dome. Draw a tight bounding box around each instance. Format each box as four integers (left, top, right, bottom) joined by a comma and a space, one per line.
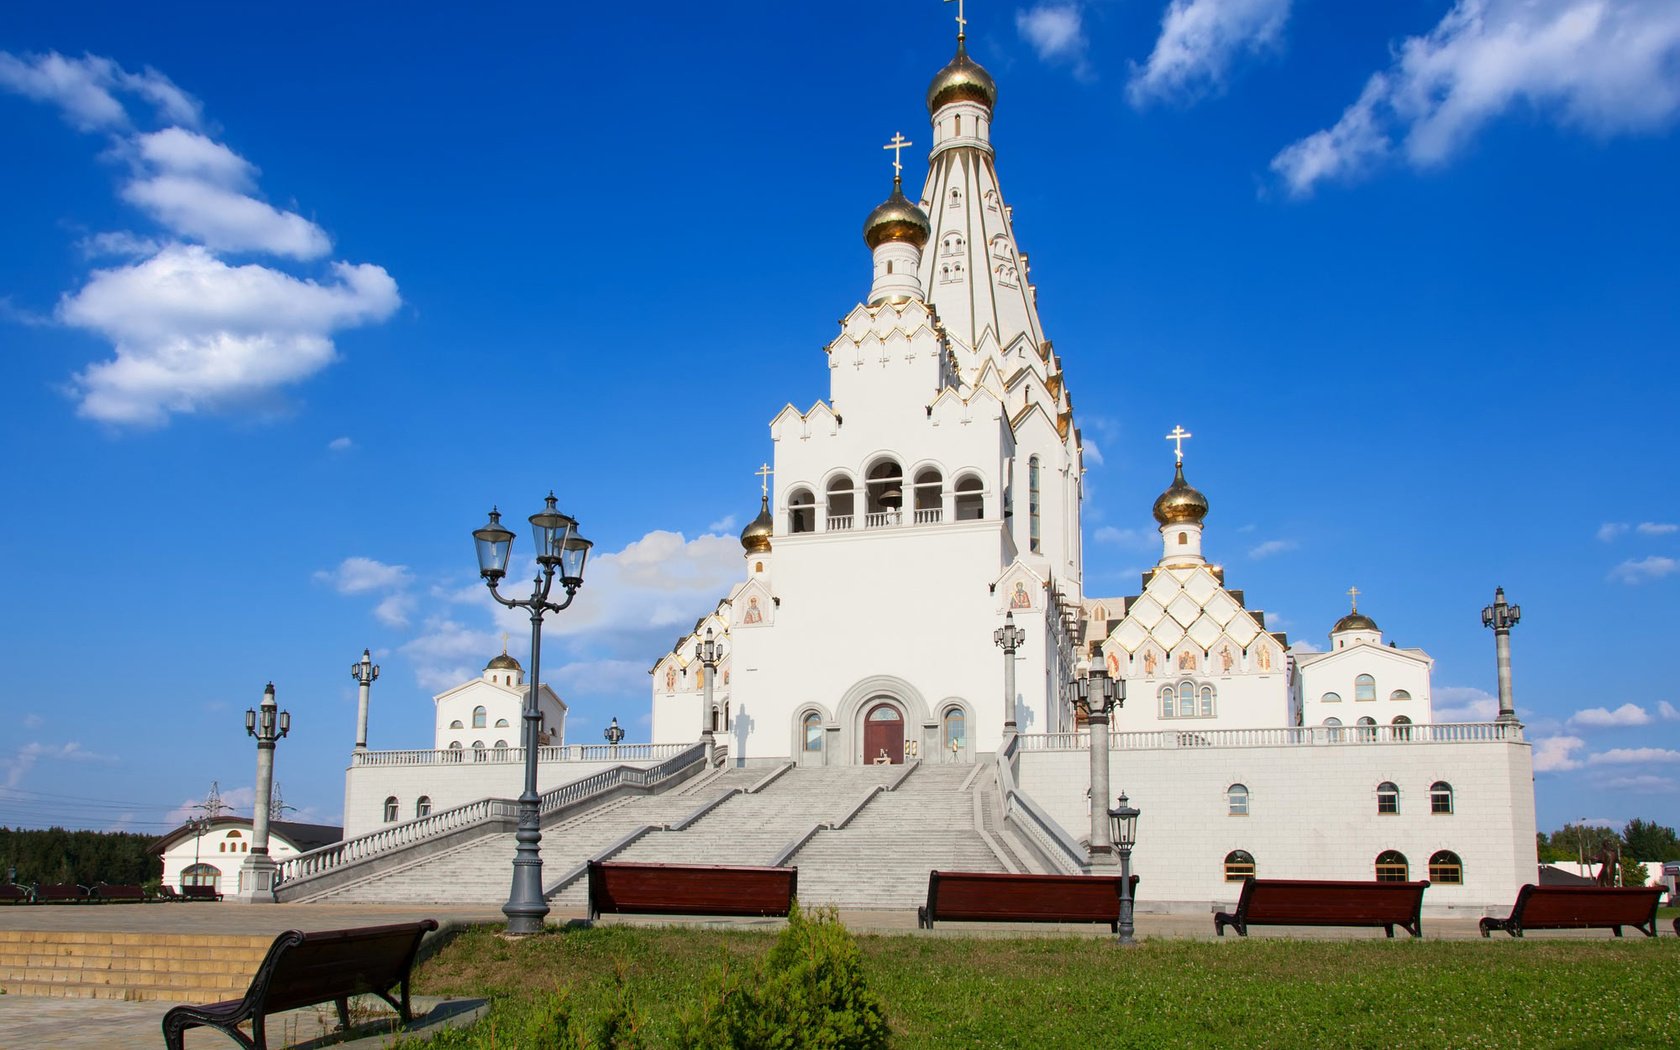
740, 496, 774, 554
926, 38, 998, 114
486, 652, 522, 672
863, 181, 931, 251
1332, 611, 1380, 634
1152, 461, 1210, 526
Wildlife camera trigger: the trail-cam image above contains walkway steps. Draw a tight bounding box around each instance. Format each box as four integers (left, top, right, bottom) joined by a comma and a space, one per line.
0, 930, 269, 1002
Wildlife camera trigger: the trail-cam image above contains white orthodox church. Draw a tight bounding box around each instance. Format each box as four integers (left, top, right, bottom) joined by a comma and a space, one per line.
326, 24, 1535, 912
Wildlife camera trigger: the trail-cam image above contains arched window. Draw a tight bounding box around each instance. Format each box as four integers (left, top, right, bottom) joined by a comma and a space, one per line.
1200, 685, 1216, 718
802, 712, 823, 752
1431, 781, 1454, 814
416, 796, 432, 818
1428, 850, 1464, 884
826, 475, 855, 528
1028, 456, 1041, 553
1355, 675, 1376, 702
1159, 686, 1174, 718
494, 718, 509, 728
383, 797, 399, 822
472, 741, 486, 761
1227, 784, 1249, 816
1356, 716, 1377, 741
788, 487, 816, 533
954, 474, 984, 521
226, 830, 242, 838
1178, 681, 1195, 718
1390, 689, 1411, 702
494, 739, 508, 749
865, 459, 904, 520
1320, 692, 1341, 704
472, 706, 487, 729
1223, 850, 1255, 881
1375, 850, 1409, 882
914, 468, 943, 523
1376, 781, 1399, 814
448, 741, 463, 750
1391, 715, 1412, 741
449, 719, 463, 729
942, 707, 966, 757
181, 863, 221, 889
1322, 716, 1342, 727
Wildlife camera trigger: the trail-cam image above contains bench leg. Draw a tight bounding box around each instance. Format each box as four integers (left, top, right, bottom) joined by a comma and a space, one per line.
1612, 926, 1623, 937
335, 996, 351, 1031
1384, 925, 1394, 939
252, 1012, 267, 1050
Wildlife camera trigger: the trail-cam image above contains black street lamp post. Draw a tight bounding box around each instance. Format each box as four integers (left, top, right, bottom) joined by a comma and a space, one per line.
1108, 792, 1140, 945
1072, 664, 1125, 867
237, 683, 290, 902
993, 612, 1025, 736
473, 494, 592, 936
1481, 587, 1521, 724
695, 627, 721, 762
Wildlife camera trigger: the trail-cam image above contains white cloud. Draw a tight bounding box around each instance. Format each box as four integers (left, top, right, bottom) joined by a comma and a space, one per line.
0, 51, 199, 132
1248, 538, 1296, 559
374, 592, 417, 629
1434, 685, 1498, 722
1637, 521, 1679, 536
1, 741, 117, 789
1570, 703, 1653, 728
400, 616, 501, 693
313, 556, 412, 595
1290, 639, 1322, 654
60, 245, 399, 425
1094, 525, 1156, 549
1597, 522, 1629, 542
1659, 701, 1680, 721
1588, 747, 1680, 765
1609, 555, 1679, 584
327, 436, 353, 452
1600, 774, 1677, 794
1532, 734, 1585, 772
22, 713, 43, 728
1082, 440, 1104, 467
705, 515, 738, 534
79, 231, 165, 259
1272, 0, 1680, 196
1129, 0, 1292, 104
1017, 4, 1092, 76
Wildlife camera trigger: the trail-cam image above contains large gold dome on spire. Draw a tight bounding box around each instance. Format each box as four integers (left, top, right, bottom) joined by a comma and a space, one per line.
863, 182, 931, 251
927, 38, 997, 114
740, 496, 774, 554
1152, 461, 1209, 526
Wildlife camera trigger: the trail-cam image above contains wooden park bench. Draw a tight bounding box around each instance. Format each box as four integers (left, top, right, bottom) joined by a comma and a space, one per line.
92, 882, 145, 903
587, 860, 797, 922
1479, 884, 1662, 938
0, 884, 31, 904
182, 884, 223, 902
33, 883, 89, 904
161, 919, 438, 1050
1215, 878, 1429, 938
917, 870, 1140, 931
156, 884, 182, 901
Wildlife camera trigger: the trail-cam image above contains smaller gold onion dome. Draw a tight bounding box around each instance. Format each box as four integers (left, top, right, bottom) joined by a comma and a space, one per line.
487, 651, 522, 672
740, 496, 774, 554
863, 182, 931, 251
1152, 461, 1209, 526
1333, 611, 1380, 634
926, 38, 998, 114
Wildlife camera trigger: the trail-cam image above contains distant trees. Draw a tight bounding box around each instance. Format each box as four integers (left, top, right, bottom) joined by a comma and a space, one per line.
0, 827, 162, 886
1536, 819, 1680, 887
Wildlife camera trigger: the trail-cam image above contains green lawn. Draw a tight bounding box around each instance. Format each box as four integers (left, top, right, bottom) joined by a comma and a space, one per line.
412, 924, 1680, 1049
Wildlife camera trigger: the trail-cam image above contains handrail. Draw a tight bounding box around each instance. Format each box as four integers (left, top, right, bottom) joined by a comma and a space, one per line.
277, 741, 708, 888
350, 741, 696, 767
993, 733, 1087, 875
1014, 721, 1525, 752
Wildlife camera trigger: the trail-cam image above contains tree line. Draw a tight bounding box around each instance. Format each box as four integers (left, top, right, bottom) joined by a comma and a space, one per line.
0, 826, 163, 887
1538, 818, 1679, 886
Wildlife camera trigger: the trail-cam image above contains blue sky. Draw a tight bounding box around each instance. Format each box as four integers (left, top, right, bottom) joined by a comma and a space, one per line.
1, 2, 1676, 838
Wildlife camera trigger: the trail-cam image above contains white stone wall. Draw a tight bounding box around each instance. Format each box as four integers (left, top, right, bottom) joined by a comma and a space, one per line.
342, 758, 636, 839
434, 679, 565, 752
1018, 737, 1536, 912
1298, 643, 1433, 728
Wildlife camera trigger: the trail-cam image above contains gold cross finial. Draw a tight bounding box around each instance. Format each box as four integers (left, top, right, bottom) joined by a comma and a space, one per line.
945, 0, 967, 40
755, 463, 773, 498
1165, 425, 1192, 463
1347, 586, 1360, 612
500, 631, 510, 655
883, 132, 913, 184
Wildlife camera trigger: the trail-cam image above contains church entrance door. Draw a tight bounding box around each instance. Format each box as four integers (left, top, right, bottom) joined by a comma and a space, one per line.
862, 702, 904, 765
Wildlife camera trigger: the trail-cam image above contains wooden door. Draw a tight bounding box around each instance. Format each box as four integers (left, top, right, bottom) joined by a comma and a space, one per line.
863, 703, 904, 764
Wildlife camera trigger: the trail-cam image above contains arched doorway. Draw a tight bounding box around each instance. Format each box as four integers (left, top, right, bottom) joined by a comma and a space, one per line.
863, 702, 905, 764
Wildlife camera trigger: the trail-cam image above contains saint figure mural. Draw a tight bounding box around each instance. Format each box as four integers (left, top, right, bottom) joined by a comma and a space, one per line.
1009, 581, 1032, 609
743, 596, 763, 624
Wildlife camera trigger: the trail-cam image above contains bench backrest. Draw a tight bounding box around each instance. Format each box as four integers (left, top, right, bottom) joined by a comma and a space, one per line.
182, 885, 219, 900
35, 883, 87, 901
928, 871, 1137, 921
1512, 884, 1662, 926
253, 922, 438, 1015
0, 884, 30, 902
588, 861, 797, 917
1240, 879, 1428, 922
94, 883, 144, 900
157, 885, 181, 899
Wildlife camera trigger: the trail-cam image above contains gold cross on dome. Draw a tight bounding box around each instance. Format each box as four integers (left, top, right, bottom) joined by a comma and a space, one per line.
500, 632, 510, 654
755, 463, 773, 498
882, 133, 913, 182
946, 0, 967, 39
1347, 586, 1360, 612
1165, 425, 1192, 463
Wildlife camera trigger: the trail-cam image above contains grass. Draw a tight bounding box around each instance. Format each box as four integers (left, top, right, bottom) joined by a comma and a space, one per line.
412, 924, 1680, 1049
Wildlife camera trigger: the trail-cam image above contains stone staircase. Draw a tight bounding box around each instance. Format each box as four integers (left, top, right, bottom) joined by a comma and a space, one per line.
0, 929, 268, 1002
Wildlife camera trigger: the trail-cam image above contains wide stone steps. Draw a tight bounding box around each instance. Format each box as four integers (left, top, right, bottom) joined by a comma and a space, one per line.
0, 929, 269, 1002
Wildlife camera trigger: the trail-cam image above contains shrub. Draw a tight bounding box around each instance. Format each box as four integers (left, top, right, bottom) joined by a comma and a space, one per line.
675, 902, 889, 1049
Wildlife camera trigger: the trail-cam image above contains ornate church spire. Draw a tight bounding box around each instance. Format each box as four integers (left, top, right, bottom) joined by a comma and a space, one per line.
863, 133, 931, 306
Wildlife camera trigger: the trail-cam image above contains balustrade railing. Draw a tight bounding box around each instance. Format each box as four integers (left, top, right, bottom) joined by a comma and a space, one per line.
350, 742, 695, 767
913, 507, 943, 524
1012, 721, 1524, 753
864, 510, 902, 528
278, 741, 708, 888
826, 514, 853, 531
994, 734, 1088, 875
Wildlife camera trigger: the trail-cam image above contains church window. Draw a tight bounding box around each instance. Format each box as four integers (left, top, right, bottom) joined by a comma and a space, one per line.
954, 474, 984, 520
1028, 457, 1041, 552
1178, 681, 1195, 718
914, 468, 943, 523
449, 719, 463, 729
1323, 717, 1342, 727
942, 707, 966, 757
1390, 689, 1411, 702
1355, 675, 1376, 702
495, 718, 509, 728
226, 830, 241, 838
472, 706, 487, 729
1227, 784, 1249, 816
416, 796, 432, 818
866, 459, 905, 521
1159, 686, 1174, 719
885, 260, 893, 274
448, 741, 463, 750
1376, 781, 1399, 814
1375, 850, 1410, 882
472, 741, 486, 761
789, 487, 816, 533
218, 843, 226, 852
1356, 716, 1378, 740
1431, 781, 1454, 814
1223, 850, 1256, 881
181, 863, 220, 890
954, 115, 960, 136
1429, 850, 1464, 884
825, 475, 855, 529
802, 712, 823, 752
495, 739, 509, 749
1391, 715, 1412, 740
1178, 532, 1187, 545
1320, 692, 1341, 704
383, 797, 399, 822
1200, 686, 1215, 717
